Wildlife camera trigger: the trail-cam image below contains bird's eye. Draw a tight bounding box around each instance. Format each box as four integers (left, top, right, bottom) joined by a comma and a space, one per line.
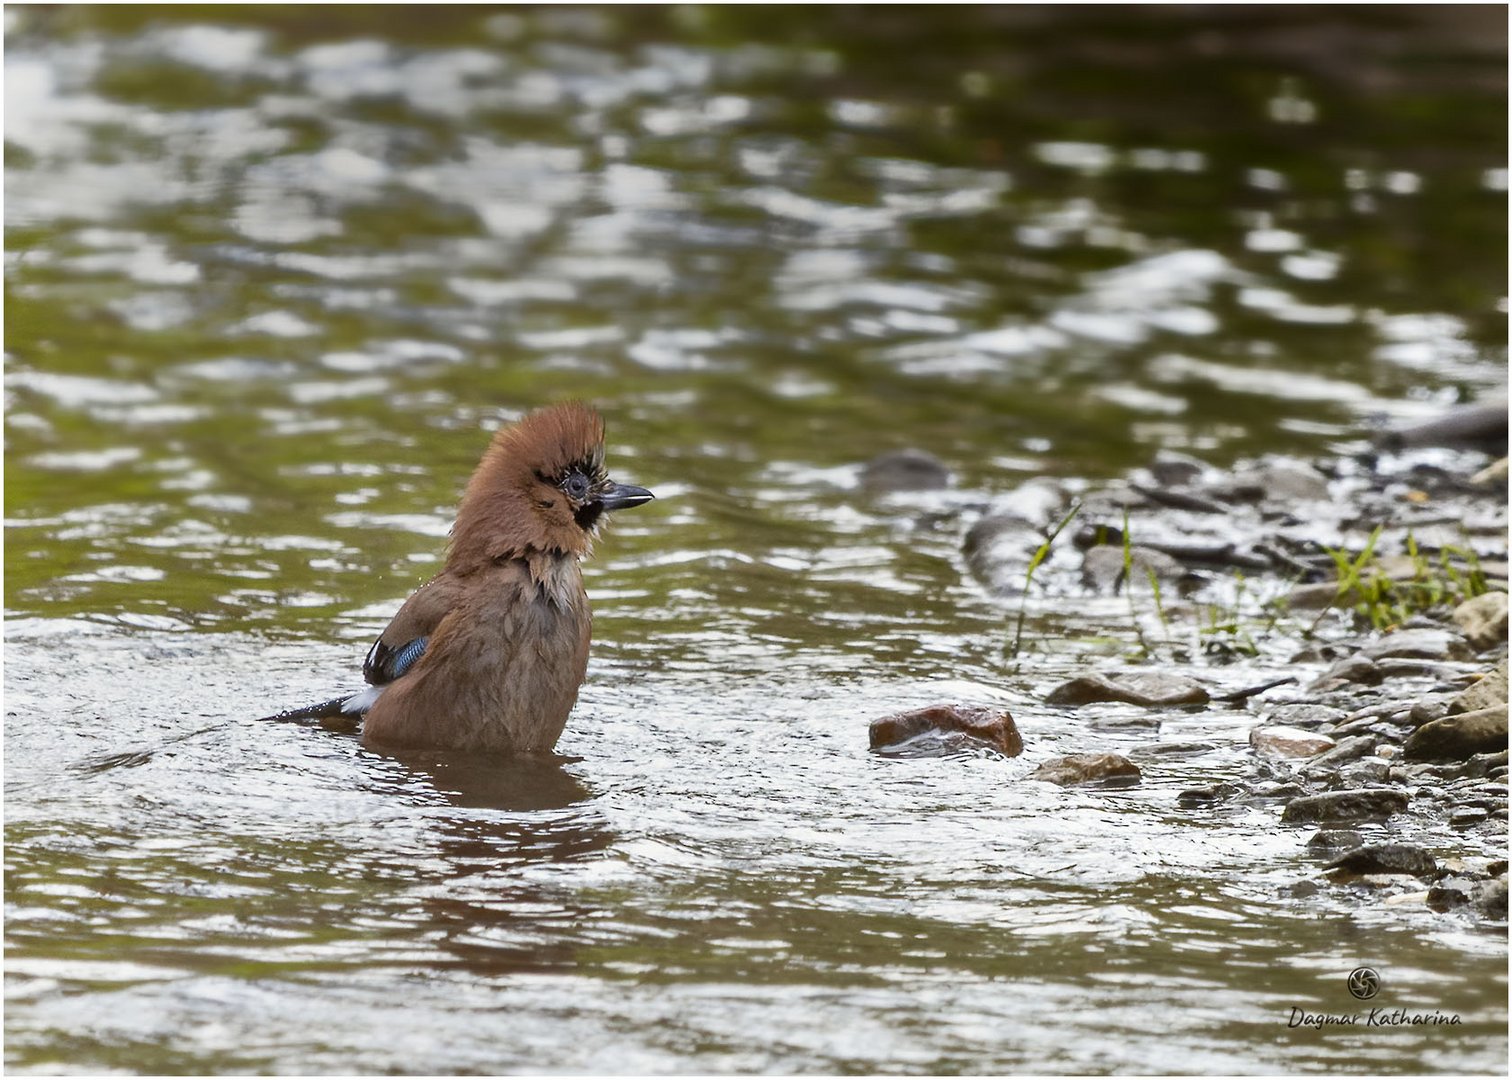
562, 472, 590, 500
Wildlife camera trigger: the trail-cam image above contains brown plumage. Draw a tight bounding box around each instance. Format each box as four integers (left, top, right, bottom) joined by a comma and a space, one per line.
260, 402, 654, 755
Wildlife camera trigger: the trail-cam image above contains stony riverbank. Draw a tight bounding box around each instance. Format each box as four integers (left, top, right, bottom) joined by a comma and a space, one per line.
870, 404, 1508, 924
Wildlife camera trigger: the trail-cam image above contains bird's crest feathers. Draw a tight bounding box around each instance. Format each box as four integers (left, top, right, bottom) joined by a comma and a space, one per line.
449, 402, 608, 570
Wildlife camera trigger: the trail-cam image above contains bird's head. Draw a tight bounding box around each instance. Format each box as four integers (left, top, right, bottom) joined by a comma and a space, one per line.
449, 401, 654, 569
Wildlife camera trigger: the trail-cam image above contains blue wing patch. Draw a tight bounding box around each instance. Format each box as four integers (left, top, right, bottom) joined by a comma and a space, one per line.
389, 636, 428, 679
363, 635, 429, 686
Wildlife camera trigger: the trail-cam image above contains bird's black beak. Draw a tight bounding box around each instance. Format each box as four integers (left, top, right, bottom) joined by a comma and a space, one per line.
598, 481, 655, 512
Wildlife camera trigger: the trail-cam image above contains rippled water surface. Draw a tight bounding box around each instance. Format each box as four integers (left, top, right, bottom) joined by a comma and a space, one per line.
5, 6, 1508, 1074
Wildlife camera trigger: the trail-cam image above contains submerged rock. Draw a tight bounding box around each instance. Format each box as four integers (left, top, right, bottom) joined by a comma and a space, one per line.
1325, 843, 1438, 878
1249, 725, 1335, 758
1280, 789, 1409, 823
1453, 591, 1508, 651
868, 703, 1023, 757
1402, 705, 1508, 762
1030, 752, 1141, 787
860, 449, 952, 492
1045, 671, 1209, 707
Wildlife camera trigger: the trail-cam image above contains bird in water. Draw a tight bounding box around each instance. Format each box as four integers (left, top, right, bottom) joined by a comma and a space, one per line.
260, 402, 654, 755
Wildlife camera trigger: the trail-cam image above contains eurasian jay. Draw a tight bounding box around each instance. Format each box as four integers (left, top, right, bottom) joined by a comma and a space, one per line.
261, 402, 654, 755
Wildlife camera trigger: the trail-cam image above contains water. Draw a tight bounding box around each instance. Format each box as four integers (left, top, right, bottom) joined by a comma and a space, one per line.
5, 6, 1507, 1073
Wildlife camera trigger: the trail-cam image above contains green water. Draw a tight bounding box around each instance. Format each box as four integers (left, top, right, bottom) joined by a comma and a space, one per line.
5, 5, 1507, 1074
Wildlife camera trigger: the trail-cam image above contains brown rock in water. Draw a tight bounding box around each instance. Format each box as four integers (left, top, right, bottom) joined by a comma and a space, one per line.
1030, 752, 1141, 787
1402, 705, 1508, 762
1280, 789, 1409, 823
1453, 591, 1509, 652
1045, 672, 1209, 707
868, 704, 1022, 756
1249, 725, 1336, 758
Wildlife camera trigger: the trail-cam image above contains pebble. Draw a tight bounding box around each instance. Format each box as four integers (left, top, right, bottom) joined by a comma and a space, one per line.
1301, 734, 1378, 773
1363, 628, 1471, 662
1261, 703, 1348, 729
1045, 671, 1209, 707
1177, 783, 1243, 806
1453, 591, 1508, 651
1030, 752, 1142, 787
1281, 789, 1409, 823
1149, 450, 1211, 487
1334, 760, 1391, 787
1427, 876, 1476, 910
1470, 457, 1509, 488
1475, 877, 1509, 919
1402, 705, 1508, 762
1447, 660, 1507, 716
1216, 460, 1331, 504
1249, 725, 1335, 758
869, 704, 1023, 757
1307, 654, 1383, 692
1409, 696, 1452, 726
1080, 544, 1188, 592
1306, 829, 1364, 851
1325, 843, 1437, 878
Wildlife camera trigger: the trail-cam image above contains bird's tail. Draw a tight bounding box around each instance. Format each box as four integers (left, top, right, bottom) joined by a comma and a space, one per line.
255, 695, 355, 726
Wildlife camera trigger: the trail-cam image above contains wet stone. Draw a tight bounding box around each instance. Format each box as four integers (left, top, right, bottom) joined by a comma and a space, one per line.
1306, 829, 1364, 852
1453, 591, 1508, 651
1402, 705, 1508, 762
1301, 735, 1379, 774
1447, 660, 1507, 716
1045, 671, 1209, 708
1409, 696, 1453, 726
1450, 808, 1490, 828
1030, 752, 1142, 788
1475, 877, 1509, 920
1261, 703, 1349, 730
869, 703, 1023, 757
1177, 783, 1243, 806
1148, 450, 1211, 487
1080, 544, 1188, 593
1215, 459, 1331, 504
1361, 628, 1471, 663
1307, 654, 1383, 692
1325, 843, 1437, 878
860, 448, 951, 492
1427, 876, 1476, 911
1280, 788, 1409, 823
1333, 760, 1391, 788
1249, 725, 1335, 758
1250, 781, 1306, 799
1470, 456, 1509, 488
